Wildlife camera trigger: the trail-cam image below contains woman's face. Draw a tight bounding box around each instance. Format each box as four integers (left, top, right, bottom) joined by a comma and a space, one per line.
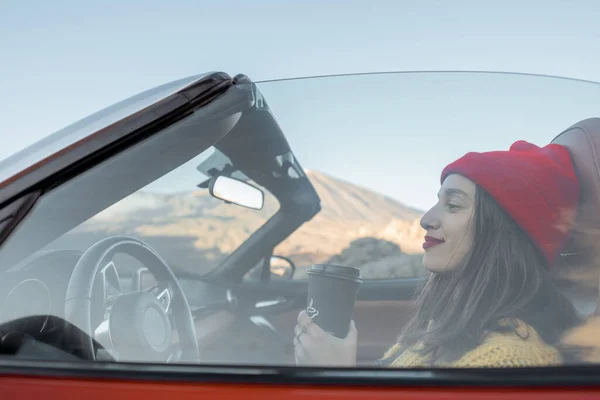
420, 174, 476, 273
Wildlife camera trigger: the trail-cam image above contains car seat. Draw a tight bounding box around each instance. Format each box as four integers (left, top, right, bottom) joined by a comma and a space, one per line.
551, 118, 600, 316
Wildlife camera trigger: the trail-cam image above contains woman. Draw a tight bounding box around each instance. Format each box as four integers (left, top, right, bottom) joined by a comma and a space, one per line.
294, 141, 582, 367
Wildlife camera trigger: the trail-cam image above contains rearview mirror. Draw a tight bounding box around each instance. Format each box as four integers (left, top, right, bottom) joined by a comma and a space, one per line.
209, 175, 264, 210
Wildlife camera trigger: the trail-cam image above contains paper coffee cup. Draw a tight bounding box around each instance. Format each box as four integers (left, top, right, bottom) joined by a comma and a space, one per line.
305, 264, 363, 338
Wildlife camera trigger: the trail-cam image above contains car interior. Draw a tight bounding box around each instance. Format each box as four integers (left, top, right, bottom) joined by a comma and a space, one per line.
0, 75, 597, 368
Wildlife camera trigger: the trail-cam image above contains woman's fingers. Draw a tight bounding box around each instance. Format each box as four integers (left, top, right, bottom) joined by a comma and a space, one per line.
294, 324, 314, 364
294, 320, 321, 363
297, 315, 323, 337
294, 341, 307, 362
298, 312, 357, 338
294, 317, 358, 367
297, 310, 312, 325
297, 311, 329, 338
294, 324, 314, 347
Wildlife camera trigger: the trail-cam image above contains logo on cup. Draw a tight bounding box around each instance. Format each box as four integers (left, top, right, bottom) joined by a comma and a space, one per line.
306, 298, 319, 319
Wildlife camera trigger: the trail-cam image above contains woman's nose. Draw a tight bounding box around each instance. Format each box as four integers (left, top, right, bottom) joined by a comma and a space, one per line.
420, 207, 440, 231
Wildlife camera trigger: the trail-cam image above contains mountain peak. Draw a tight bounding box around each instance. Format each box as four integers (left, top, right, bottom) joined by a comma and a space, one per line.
69, 169, 425, 276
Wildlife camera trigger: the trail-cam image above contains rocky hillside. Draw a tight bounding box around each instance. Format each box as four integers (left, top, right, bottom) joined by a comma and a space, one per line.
58, 170, 426, 278
274, 171, 424, 270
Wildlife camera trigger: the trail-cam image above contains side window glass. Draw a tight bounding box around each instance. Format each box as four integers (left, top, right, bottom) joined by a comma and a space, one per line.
1, 72, 599, 373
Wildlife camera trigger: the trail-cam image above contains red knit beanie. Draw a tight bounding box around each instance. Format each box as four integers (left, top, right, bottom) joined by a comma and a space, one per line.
441, 141, 580, 266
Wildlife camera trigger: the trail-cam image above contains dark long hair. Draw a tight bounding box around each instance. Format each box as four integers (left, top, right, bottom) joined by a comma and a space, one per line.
393, 185, 581, 364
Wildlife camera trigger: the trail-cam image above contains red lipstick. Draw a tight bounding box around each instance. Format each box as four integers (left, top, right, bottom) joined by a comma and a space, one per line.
423, 236, 445, 249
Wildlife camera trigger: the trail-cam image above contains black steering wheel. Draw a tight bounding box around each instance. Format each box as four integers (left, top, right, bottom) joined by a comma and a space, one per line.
64, 236, 199, 362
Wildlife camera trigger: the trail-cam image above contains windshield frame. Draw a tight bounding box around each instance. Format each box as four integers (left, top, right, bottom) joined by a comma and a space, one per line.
0, 72, 232, 211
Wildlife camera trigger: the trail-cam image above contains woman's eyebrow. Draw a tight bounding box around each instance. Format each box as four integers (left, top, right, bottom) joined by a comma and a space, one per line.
438, 188, 470, 199
445, 188, 468, 197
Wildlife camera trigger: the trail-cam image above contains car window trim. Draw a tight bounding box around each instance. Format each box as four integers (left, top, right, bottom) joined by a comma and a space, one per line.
0, 359, 599, 388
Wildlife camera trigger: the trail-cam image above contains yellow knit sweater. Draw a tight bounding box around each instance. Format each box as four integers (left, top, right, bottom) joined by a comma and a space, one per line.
384, 320, 561, 368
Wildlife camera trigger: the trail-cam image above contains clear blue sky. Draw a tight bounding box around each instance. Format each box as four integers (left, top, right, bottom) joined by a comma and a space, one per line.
2, 0, 600, 209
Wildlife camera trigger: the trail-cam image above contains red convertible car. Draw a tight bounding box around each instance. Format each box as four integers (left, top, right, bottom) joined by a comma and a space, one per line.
0, 71, 599, 399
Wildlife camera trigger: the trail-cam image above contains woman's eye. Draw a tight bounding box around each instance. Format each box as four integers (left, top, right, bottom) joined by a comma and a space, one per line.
447, 203, 460, 211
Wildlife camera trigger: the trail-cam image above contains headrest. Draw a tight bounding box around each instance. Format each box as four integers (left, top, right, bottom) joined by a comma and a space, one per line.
551, 118, 600, 256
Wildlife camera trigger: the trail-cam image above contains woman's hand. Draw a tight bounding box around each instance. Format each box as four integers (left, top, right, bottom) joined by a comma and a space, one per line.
293, 310, 357, 367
